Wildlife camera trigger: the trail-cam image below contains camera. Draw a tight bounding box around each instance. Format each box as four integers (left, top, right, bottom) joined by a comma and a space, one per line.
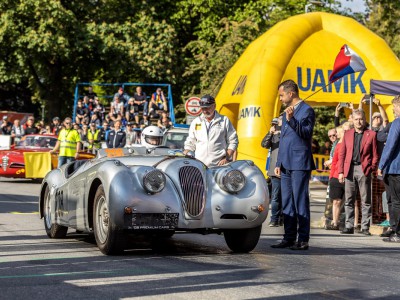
339, 102, 349, 108
363, 94, 372, 104
363, 94, 371, 99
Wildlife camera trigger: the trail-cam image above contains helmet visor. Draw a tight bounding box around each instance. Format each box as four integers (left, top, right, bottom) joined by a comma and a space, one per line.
145, 135, 163, 146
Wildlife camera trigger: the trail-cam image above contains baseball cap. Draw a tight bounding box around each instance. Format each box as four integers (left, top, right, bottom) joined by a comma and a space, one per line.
372, 112, 382, 119
271, 118, 279, 125
199, 95, 216, 107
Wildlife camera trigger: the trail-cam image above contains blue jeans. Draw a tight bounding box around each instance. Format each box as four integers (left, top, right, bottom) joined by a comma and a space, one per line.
143, 101, 149, 116
58, 156, 75, 168
270, 176, 282, 222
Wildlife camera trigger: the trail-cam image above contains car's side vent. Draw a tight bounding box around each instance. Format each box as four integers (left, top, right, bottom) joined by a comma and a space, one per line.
178, 166, 205, 218
9, 162, 25, 168
220, 214, 247, 220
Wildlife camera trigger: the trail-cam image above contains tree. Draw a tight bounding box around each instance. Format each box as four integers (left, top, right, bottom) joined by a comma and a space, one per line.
365, 0, 400, 57
0, 0, 179, 120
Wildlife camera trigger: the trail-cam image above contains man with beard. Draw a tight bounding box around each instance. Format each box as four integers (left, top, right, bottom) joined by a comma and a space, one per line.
183, 95, 238, 167
378, 95, 400, 242
272, 79, 315, 250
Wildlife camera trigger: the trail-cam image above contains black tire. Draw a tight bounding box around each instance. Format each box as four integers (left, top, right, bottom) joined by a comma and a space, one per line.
43, 185, 68, 238
93, 185, 126, 255
224, 225, 262, 253
154, 230, 175, 238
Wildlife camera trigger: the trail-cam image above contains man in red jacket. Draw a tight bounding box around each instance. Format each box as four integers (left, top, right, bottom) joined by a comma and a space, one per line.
338, 109, 379, 235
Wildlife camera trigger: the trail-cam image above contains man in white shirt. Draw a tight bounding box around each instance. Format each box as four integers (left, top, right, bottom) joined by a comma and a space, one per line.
183, 95, 238, 167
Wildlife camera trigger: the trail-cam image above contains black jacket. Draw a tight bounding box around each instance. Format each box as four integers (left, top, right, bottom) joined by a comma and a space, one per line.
106, 129, 126, 148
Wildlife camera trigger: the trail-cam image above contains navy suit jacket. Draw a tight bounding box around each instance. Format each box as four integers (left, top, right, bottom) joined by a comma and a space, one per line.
378, 117, 400, 174
276, 101, 316, 171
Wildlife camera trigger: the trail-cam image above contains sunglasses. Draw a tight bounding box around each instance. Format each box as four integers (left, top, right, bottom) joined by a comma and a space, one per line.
328, 134, 336, 138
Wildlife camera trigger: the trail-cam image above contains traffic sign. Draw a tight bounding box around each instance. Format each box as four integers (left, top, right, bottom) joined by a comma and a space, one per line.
185, 97, 202, 116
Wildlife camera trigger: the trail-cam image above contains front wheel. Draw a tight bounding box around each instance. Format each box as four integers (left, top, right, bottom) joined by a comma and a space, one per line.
224, 225, 262, 253
93, 185, 126, 255
43, 185, 68, 238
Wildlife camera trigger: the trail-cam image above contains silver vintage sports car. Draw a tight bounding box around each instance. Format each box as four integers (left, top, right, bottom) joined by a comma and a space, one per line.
39, 147, 269, 255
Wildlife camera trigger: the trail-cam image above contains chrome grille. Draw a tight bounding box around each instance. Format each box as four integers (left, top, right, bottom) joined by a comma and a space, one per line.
178, 166, 205, 218
2, 156, 9, 171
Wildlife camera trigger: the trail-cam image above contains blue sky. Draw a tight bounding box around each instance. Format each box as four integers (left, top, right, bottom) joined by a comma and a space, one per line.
339, 0, 367, 13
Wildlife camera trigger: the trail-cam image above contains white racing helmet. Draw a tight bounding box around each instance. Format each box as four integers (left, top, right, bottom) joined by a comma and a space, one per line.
141, 125, 164, 148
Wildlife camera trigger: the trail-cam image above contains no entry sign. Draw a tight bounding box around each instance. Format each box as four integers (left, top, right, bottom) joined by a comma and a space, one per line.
185, 97, 202, 116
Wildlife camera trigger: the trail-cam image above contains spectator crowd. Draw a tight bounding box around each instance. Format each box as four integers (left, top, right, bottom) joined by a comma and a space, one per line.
262, 92, 400, 244
2, 84, 400, 243
1, 86, 173, 151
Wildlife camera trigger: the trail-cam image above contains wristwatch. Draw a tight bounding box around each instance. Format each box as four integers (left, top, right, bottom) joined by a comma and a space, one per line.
226, 156, 232, 162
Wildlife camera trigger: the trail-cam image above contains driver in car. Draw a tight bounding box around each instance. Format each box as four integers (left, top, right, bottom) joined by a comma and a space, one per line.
141, 125, 164, 148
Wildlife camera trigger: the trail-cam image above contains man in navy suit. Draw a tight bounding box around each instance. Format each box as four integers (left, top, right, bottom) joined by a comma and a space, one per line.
378, 95, 400, 242
272, 79, 316, 250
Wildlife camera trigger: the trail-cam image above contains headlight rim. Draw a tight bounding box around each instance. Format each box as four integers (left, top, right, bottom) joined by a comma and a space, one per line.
142, 169, 166, 194
218, 169, 246, 193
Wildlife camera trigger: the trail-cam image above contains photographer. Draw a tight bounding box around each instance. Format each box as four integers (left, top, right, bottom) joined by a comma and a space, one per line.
359, 94, 389, 132
334, 102, 354, 127
261, 116, 283, 227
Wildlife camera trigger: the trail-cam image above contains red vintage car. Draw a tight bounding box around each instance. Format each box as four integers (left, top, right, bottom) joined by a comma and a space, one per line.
0, 134, 94, 178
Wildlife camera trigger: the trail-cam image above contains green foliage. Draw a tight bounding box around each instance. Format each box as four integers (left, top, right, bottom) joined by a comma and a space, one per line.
0, 0, 397, 145
365, 0, 400, 57
183, 18, 260, 97
313, 106, 338, 149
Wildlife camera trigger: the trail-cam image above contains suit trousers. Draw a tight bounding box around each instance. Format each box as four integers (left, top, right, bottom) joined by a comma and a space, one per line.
383, 175, 395, 229
387, 175, 400, 233
280, 166, 311, 243
344, 164, 371, 230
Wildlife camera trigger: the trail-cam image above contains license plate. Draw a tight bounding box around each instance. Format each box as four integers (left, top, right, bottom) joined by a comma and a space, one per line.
131, 213, 179, 230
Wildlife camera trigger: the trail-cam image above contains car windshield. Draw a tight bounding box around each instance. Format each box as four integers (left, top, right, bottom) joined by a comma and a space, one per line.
17, 136, 57, 149
162, 131, 188, 149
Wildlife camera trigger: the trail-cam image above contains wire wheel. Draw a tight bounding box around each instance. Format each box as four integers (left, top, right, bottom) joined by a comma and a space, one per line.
93, 185, 126, 255
95, 195, 109, 244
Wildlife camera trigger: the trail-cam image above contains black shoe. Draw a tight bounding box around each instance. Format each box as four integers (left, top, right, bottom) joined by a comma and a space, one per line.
325, 224, 339, 230
380, 229, 394, 237
268, 221, 279, 227
383, 234, 400, 243
271, 239, 294, 248
290, 241, 309, 250
340, 228, 354, 234
359, 229, 371, 236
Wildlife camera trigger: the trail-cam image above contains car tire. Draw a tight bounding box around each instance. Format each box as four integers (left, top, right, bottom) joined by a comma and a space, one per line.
43, 185, 68, 238
154, 230, 175, 238
224, 225, 262, 253
93, 185, 126, 255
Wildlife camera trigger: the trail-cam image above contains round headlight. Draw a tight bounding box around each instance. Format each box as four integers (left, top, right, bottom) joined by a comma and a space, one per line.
222, 169, 246, 193
143, 170, 166, 194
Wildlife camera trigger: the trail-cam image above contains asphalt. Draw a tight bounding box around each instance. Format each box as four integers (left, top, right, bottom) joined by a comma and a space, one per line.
309, 181, 329, 227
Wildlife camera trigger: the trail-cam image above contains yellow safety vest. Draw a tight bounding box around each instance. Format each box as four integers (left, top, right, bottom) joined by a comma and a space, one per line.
58, 128, 81, 157
87, 129, 101, 149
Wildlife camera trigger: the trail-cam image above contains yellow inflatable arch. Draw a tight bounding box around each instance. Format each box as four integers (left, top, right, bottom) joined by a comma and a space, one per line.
216, 12, 400, 174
